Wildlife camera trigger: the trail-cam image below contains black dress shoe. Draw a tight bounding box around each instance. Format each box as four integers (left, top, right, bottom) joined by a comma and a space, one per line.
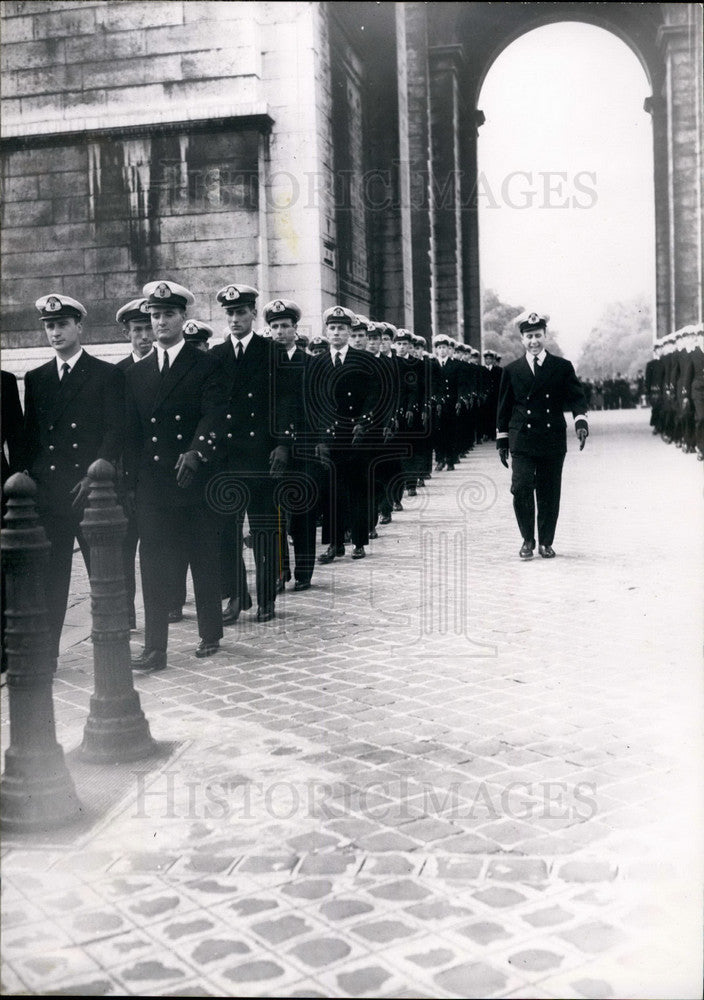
519, 540, 535, 560
435, 462, 445, 472
293, 580, 311, 592
446, 463, 455, 471
352, 546, 366, 559
380, 514, 392, 524
418, 479, 425, 487
318, 545, 337, 564
168, 608, 183, 623
222, 596, 244, 625
131, 649, 167, 672
393, 501, 403, 512
407, 487, 417, 497
538, 544, 556, 558
195, 639, 220, 658
369, 528, 378, 539
275, 578, 286, 594
256, 606, 275, 622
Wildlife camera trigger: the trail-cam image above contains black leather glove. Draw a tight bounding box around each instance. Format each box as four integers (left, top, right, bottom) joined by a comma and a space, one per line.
269, 445, 289, 476
175, 450, 201, 488
577, 427, 588, 451
70, 475, 91, 509
499, 447, 509, 469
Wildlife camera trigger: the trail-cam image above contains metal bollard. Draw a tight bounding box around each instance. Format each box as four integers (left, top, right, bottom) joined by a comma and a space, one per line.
79, 459, 156, 762
1, 473, 82, 831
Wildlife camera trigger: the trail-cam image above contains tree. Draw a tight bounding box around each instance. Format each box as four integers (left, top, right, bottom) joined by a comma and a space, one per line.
577, 296, 653, 379
482, 288, 563, 363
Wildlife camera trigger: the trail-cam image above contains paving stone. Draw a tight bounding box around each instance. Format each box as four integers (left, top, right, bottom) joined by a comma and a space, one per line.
407, 947, 456, 968
228, 897, 279, 917
405, 899, 474, 922
289, 936, 352, 968
190, 938, 250, 964
487, 857, 549, 883
508, 949, 564, 972
353, 919, 417, 943
41, 979, 118, 995
120, 959, 186, 981
281, 879, 333, 900
287, 832, 341, 852
238, 855, 298, 873
473, 886, 527, 908
522, 905, 574, 927
183, 855, 237, 874
434, 961, 507, 998
71, 911, 125, 935
560, 921, 628, 954
356, 831, 419, 852
337, 965, 392, 994
433, 857, 483, 880
298, 852, 359, 875
362, 854, 417, 876
127, 896, 182, 919
222, 959, 284, 982
397, 818, 460, 843
185, 878, 239, 896
570, 977, 615, 998
163, 918, 215, 939
320, 899, 375, 921
457, 921, 512, 945
369, 879, 431, 902
558, 860, 618, 882
251, 914, 311, 944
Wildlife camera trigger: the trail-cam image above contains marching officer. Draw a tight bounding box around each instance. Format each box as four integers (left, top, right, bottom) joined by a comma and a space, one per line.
265, 297, 318, 592
124, 280, 226, 670
497, 310, 588, 559
24, 293, 124, 657
308, 306, 382, 562
210, 284, 295, 623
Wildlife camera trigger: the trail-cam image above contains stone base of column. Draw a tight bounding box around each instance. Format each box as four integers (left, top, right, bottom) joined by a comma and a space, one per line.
80, 692, 155, 763
1, 747, 82, 832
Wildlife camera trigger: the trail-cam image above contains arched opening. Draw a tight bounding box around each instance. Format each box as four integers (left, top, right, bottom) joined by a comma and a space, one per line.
477, 22, 655, 379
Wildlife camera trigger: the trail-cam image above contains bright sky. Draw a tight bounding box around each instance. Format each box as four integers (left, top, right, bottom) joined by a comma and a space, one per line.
478, 22, 655, 359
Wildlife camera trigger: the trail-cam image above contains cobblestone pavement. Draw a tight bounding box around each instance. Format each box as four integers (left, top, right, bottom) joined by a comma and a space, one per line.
2, 410, 703, 998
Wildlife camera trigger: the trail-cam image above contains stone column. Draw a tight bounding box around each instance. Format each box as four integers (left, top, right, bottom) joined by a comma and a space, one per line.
659, 8, 704, 329
429, 45, 465, 342
460, 108, 485, 351
644, 94, 671, 341
397, 2, 434, 344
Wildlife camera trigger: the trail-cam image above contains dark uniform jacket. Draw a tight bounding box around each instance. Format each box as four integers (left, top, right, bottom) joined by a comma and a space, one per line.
1, 370, 25, 490
23, 351, 124, 516
306, 347, 382, 445
124, 344, 226, 507
497, 352, 588, 457
210, 334, 296, 474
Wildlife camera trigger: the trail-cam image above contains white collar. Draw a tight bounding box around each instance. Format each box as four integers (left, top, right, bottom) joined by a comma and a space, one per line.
231, 331, 254, 353
286, 345, 297, 359
332, 344, 349, 361
132, 347, 153, 364
527, 349, 547, 368
155, 339, 185, 367
55, 347, 82, 376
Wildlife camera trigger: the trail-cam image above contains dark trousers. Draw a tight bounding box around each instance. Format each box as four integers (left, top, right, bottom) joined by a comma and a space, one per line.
220, 475, 281, 610
39, 511, 91, 658
510, 452, 565, 546
326, 448, 370, 548
137, 502, 222, 652
122, 513, 138, 622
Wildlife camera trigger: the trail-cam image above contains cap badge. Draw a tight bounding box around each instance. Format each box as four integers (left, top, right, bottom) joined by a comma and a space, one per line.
155, 283, 171, 299
332, 306, 344, 317
226, 286, 239, 300
139, 300, 150, 314
184, 321, 198, 335
46, 296, 62, 312
272, 300, 285, 313
528, 312, 539, 325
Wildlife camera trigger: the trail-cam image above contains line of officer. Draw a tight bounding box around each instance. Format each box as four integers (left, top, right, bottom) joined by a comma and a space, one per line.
23, 293, 125, 657
647, 326, 704, 457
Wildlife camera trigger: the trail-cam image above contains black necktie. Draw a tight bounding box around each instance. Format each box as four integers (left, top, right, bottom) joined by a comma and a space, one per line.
161, 351, 170, 376
60, 362, 70, 381
235, 342, 243, 363
334, 352, 342, 367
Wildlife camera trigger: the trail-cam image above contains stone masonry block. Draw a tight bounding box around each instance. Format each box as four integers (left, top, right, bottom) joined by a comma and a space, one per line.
80, 54, 182, 92
94, 2, 184, 33
30, 5, 97, 37
0, 15, 35, 43
1, 37, 66, 71
65, 30, 147, 62
84, 247, 131, 274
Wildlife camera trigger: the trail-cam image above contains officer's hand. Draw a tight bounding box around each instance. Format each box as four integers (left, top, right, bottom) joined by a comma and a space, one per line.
269, 445, 289, 476
315, 443, 331, 462
577, 427, 588, 451
499, 447, 509, 469
455, 401, 463, 415
405, 410, 414, 426
175, 450, 201, 488
436, 404, 442, 418
70, 476, 91, 509
352, 423, 365, 445
421, 408, 429, 428
383, 425, 393, 443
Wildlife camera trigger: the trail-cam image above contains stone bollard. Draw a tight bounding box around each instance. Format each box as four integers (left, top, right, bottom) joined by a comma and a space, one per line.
1, 473, 82, 831
79, 459, 156, 762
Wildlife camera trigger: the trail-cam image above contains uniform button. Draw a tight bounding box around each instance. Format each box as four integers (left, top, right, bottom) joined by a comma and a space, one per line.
547, 423, 551, 428
176, 434, 182, 441
49, 445, 54, 451
348, 392, 352, 396
49, 424, 54, 431
247, 393, 253, 399
71, 422, 77, 429
152, 436, 158, 442
75, 463, 80, 469
545, 393, 549, 398
227, 433, 232, 439
175, 415, 181, 421
527, 423, 531, 428
250, 412, 255, 417
72, 443, 78, 449
226, 413, 231, 420
154, 455, 160, 461
50, 465, 56, 471
150, 417, 156, 424
249, 431, 255, 437
199, 435, 204, 441
527, 409, 531, 414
